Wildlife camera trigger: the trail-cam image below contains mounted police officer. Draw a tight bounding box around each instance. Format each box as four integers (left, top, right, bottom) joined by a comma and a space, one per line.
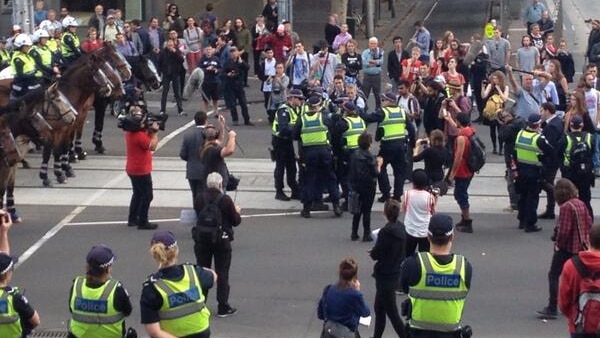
272, 89, 303, 201
10, 34, 41, 99
294, 95, 342, 218
514, 113, 552, 233
61, 17, 82, 66
334, 101, 366, 208
400, 213, 473, 338
360, 91, 415, 202
30, 29, 60, 85
0, 37, 11, 71
561, 115, 595, 217
68, 245, 133, 338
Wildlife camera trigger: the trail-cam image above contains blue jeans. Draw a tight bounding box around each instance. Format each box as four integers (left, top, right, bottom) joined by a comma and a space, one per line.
453, 177, 472, 210
593, 133, 600, 170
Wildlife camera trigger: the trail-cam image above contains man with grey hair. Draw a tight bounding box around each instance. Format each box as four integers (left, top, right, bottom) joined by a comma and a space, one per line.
361, 37, 384, 109
193, 171, 242, 318
524, 0, 546, 34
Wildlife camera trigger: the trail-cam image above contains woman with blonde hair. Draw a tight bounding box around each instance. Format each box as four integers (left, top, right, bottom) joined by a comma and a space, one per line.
481, 70, 510, 154
141, 231, 217, 338
318, 257, 370, 338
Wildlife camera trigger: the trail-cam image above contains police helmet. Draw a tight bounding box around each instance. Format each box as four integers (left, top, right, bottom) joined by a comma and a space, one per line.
32, 29, 50, 43
62, 17, 79, 28
13, 34, 33, 48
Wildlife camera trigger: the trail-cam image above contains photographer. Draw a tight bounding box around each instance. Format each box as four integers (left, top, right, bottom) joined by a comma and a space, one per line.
413, 129, 449, 184
125, 106, 160, 230
199, 123, 237, 193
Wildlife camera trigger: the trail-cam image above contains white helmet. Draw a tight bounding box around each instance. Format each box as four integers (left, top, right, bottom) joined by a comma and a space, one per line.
32, 29, 50, 43
62, 17, 78, 27
13, 34, 33, 48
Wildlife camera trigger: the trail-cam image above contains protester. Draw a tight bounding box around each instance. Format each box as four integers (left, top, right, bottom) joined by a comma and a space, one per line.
403, 169, 437, 255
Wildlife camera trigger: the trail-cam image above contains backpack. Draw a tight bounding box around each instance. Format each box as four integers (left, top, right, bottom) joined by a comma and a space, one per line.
567, 133, 593, 176
192, 193, 224, 243
482, 94, 504, 120
571, 255, 600, 334
467, 133, 486, 173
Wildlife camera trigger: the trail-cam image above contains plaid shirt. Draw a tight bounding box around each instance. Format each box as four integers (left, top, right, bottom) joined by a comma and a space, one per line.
555, 198, 591, 253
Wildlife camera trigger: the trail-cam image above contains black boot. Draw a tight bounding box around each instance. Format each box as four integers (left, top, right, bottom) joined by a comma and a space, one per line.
351, 223, 359, 241
456, 219, 473, 233
333, 202, 342, 217
538, 210, 555, 219
275, 190, 291, 201
290, 189, 301, 200
300, 204, 311, 218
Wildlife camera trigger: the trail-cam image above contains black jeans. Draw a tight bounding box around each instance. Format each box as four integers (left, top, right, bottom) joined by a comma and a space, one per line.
188, 179, 203, 205
352, 185, 376, 236
540, 167, 558, 213
373, 277, 406, 338
195, 237, 233, 311
547, 248, 574, 311
128, 174, 153, 225
272, 138, 298, 192
223, 83, 250, 123
405, 234, 430, 257
160, 74, 182, 113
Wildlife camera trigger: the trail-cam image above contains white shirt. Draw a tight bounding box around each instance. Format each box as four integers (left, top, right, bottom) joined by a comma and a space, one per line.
585, 88, 600, 129
403, 189, 435, 238
262, 58, 276, 92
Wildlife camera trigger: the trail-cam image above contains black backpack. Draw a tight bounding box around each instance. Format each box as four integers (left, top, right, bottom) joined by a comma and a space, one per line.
567, 133, 593, 176
192, 193, 224, 242
467, 133, 486, 173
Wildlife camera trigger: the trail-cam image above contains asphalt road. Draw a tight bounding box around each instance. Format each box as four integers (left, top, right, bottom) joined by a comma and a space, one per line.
7, 1, 598, 337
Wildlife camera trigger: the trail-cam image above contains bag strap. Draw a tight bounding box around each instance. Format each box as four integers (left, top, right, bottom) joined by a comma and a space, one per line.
567, 201, 589, 251
321, 284, 332, 322
571, 255, 590, 279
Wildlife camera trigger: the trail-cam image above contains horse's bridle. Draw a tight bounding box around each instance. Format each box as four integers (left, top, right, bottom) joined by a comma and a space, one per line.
42, 84, 78, 125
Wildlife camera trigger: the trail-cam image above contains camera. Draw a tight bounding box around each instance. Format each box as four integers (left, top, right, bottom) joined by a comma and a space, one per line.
146, 112, 168, 131
319, 51, 325, 57
419, 139, 428, 146
118, 106, 168, 132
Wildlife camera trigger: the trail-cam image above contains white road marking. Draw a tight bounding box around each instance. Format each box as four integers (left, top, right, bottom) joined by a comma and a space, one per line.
15, 109, 218, 269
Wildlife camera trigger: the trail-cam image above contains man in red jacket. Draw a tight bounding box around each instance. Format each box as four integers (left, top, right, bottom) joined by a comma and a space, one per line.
559, 224, 600, 336
257, 24, 292, 62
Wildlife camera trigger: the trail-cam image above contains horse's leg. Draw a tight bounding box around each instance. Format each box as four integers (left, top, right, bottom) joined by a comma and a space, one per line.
40, 144, 52, 187
54, 144, 67, 183
6, 165, 22, 223
61, 141, 75, 178
92, 97, 108, 154
74, 127, 87, 160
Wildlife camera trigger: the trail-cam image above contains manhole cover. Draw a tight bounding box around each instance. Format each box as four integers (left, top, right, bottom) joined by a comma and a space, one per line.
30, 329, 68, 338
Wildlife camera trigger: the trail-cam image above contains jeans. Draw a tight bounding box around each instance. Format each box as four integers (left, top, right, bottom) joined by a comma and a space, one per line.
593, 133, 600, 170
373, 277, 406, 338
362, 73, 382, 109
546, 249, 574, 311
351, 184, 376, 236
405, 234, 430, 256
128, 174, 153, 225
223, 83, 250, 123
378, 141, 406, 199
160, 75, 182, 113
195, 237, 233, 311
453, 177, 472, 210
540, 168, 558, 212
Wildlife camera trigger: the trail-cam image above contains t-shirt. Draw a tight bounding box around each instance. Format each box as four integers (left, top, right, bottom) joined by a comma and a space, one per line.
125, 131, 153, 175
291, 52, 310, 85
401, 59, 422, 83
201, 144, 229, 188
485, 38, 511, 68
403, 189, 435, 238
516, 47, 539, 72
584, 88, 600, 130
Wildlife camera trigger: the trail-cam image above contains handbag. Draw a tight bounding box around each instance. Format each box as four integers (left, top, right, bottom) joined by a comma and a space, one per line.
431, 180, 449, 196
226, 173, 240, 191
348, 191, 361, 215
320, 285, 355, 338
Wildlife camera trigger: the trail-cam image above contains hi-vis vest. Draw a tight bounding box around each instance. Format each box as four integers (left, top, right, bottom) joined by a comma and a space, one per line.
342, 115, 366, 149
378, 106, 407, 141
564, 132, 592, 167
46, 38, 59, 54
68, 277, 125, 338
0, 49, 11, 67
272, 104, 300, 138
61, 32, 80, 58
409, 252, 468, 332
30, 45, 53, 78
300, 112, 329, 147
10, 51, 36, 76
515, 129, 542, 166
0, 288, 22, 338
152, 264, 210, 337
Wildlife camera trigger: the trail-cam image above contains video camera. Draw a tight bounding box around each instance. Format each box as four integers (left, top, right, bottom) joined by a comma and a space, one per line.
117, 103, 168, 132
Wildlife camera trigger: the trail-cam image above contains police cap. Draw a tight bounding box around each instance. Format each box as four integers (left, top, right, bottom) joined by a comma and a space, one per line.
288, 89, 304, 99
152, 230, 177, 249
527, 113, 542, 126
86, 245, 115, 269
428, 214, 454, 237
0, 253, 17, 275
307, 95, 322, 106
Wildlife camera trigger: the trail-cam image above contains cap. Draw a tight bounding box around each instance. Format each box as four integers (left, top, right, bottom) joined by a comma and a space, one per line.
0, 252, 17, 275
307, 95, 322, 106
277, 24, 285, 32
342, 101, 356, 112
335, 63, 347, 71
151, 231, 177, 248
428, 214, 454, 237
86, 245, 115, 269
570, 115, 583, 126
12, 25, 21, 31
381, 91, 397, 102
288, 89, 304, 98
527, 113, 542, 126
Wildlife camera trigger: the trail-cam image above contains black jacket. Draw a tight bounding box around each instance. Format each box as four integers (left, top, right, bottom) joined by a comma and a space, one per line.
499, 116, 526, 166
348, 148, 378, 192
159, 47, 184, 78
387, 49, 409, 83
222, 57, 249, 87
370, 221, 406, 279
541, 115, 565, 169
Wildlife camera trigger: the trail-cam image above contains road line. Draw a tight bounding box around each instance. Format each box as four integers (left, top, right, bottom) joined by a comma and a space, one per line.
15, 110, 211, 269
423, 1, 438, 22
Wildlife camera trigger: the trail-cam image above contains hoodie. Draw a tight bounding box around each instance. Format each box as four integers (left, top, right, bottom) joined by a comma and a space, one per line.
558, 250, 600, 333
370, 221, 406, 279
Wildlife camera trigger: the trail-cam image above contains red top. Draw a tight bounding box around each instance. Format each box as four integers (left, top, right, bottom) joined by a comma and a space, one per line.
81, 39, 104, 53
125, 131, 153, 175
454, 126, 474, 178
401, 59, 422, 84
556, 198, 592, 254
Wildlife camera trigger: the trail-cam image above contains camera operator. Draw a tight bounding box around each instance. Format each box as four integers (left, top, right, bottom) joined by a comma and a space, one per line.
125, 106, 160, 230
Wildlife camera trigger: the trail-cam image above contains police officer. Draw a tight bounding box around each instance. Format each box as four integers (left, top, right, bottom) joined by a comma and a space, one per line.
272, 89, 303, 201
514, 113, 552, 232
30, 29, 60, 84
68, 245, 133, 338
334, 101, 366, 208
360, 91, 415, 202
400, 213, 473, 338
561, 115, 595, 217
61, 17, 82, 66
294, 95, 342, 218
0, 211, 41, 338
0, 37, 11, 71
10, 34, 41, 99
141, 231, 217, 338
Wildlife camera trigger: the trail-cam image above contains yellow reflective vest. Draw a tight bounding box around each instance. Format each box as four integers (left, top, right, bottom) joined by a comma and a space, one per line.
378, 106, 407, 141
0, 288, 22, 338
342, 115, 366, 149
272, 104, 300, 138
30, 45, 53, 78
61, 32, 80, 59
300, 112, 329, 147
10, 51, 36, 76
409, 252, 468, 332
515, 129, 542, 166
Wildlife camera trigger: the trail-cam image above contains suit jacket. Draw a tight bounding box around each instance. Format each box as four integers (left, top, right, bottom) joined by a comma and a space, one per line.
180, 126, 206, 180
387, 49, 409, 83
541, 115, 565, 169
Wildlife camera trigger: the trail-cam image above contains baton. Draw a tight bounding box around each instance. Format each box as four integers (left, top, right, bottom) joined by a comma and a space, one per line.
485, 60, 534, 75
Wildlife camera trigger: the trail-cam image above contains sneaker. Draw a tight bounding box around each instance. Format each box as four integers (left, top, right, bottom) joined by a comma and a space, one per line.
9, 211, 22, 223
535, 307, 557, 320
217, 307, 238, 318
127, 221, 139, 227
503, 206, 517, 213
178, 111, 188, 116
538, 211, 555, 220
362, 234, 373, 242
350, 233, 359, 241
137, 222, 159, 230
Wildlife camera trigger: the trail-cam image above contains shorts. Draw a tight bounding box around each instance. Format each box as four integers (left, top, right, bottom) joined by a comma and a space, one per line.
202, 82, 219, 101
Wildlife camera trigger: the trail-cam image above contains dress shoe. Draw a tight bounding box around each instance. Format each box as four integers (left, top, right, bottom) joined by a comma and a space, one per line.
300, 209, 311, 218
538, 211, 555, 219
518, 222, 525, 230
290, 191, 301, 200
127, 221, 138, 227
351, 233, 360, 241
456, 219, 473, 233
377, 195, 390, 203
244, 121, 255, 126
362, 234, 373, 242
137, 222, 159, 230
311, 203, 329, 211
525, 225, 543, 233
535, 307, 557, 320
333, 203, 342, 217
275, 191, 291, 201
